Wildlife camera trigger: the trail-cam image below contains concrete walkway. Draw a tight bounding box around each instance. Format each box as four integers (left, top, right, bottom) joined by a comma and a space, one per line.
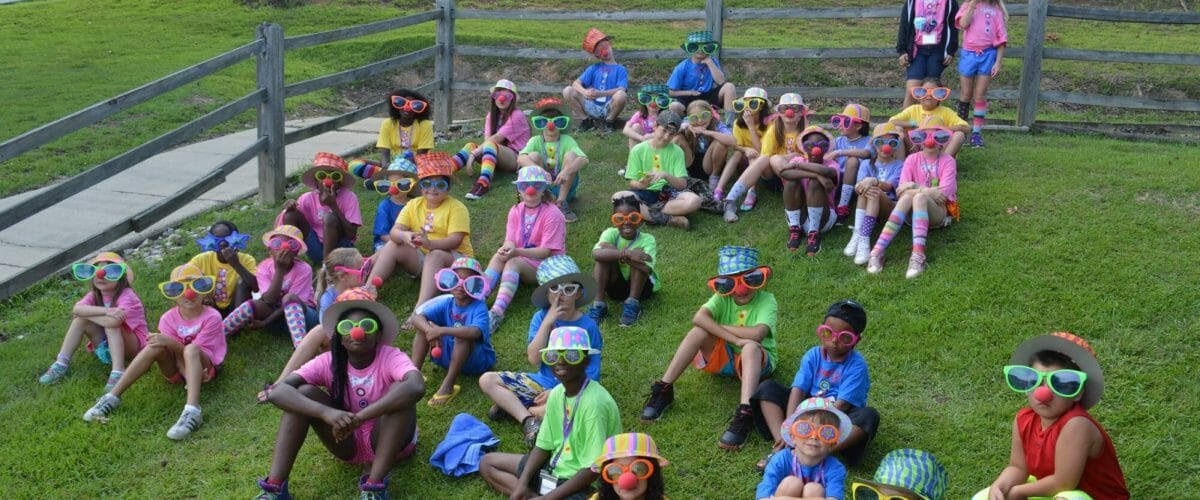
0, 116, 387, 295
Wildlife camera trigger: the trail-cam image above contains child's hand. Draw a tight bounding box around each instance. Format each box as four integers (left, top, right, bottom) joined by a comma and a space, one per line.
508, 485, 537, 500
823, 150, 840, 161
816, 176, 835, 191
319, 186, 338, 207
218, 246, 239, 262
745, 148, 760, 160
898, 53, 910, 67
627, 249, 651, 263
282, 199, 298, 211
991, 60, 1002, 77
533, 390, 550, 406
323, 409, 357, 441
106, 308, 126, 322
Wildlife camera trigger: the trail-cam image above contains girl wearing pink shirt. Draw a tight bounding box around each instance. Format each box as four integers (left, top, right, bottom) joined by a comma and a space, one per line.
956, 0, 1009, 148
83, 263, 226, 441
463, 79, 533, 200
278, 152, 362, 267
867, 117, 960, 279
222, 225, 317, 348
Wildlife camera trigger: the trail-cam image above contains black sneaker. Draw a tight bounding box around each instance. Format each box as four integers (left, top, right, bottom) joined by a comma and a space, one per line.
805, 231, 822, 256
786, 225, 803, 252
639, 381, 674, 423
464, 181, 489, 200
578, 118, 597, 132
604, 120, 618, 133
648, 208, 671, 226
718, 404, 754, 450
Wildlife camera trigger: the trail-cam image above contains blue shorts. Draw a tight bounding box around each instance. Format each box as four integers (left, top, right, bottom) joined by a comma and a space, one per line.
905, 46, 947, 81
547, 170, 581, 201
583, 99, 610, 120
431, 336, 495, 375
958, 47, 998, 77
304, 230, 355, 267
495, 371, 550, 407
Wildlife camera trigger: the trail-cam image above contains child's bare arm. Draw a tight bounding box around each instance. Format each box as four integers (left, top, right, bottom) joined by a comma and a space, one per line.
692, 308, 741, 344
989, 417, 1032, 498
424, 232, 466, 252
355, 371, 425, 421
1009, 417, 1097, 498
439, 325, 482, 340
72, 304, 111, 317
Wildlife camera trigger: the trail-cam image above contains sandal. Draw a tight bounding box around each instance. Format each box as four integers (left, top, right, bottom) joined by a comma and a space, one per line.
256, 383, 276, 404
427, 384, 461, 407
756, 450, 777, 472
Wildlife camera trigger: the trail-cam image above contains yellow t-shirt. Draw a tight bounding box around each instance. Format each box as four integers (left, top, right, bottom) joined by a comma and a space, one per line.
187, 251, 259, 309
396, 197, 474, 257
759, 124, 803, 157
376, 119, 435, 155
732, 122, 767, 148
890, 105, 969, 129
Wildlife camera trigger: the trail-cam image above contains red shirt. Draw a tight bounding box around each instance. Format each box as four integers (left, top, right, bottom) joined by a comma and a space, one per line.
1017, 404, 1129, 500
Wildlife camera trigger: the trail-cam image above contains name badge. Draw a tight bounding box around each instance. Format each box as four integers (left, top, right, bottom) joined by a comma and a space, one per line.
596, 96, 608, 103
538, 470, 558, 495
921, 32, 937, 45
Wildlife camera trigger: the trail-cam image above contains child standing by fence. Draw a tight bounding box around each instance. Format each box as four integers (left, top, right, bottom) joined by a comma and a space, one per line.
897, 0, 960, 108
956, 0, 1009, 148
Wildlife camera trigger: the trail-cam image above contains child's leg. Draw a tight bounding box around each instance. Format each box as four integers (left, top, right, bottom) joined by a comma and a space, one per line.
320, 212, 342, 265
475, 141, 501, 187
662, 192, 702, 216
51, 317, 94, 367
278, 209, 311, 240
557, 153, 588, 204
704, 143, 728, 187
838, 157, 859, 214
181, 344, 214, 407
872, 192, 915, 254
366, 402, 418, 483
110, 342, 174, 397
222, 299, 257, 336
800, 480, 826, 499
411, 332, 431, 372
775, 476, 808, 497
281, 294, 309, 348
627, 267, 650, 302
736, 343, 764, 405
479, 452, 527, 497
959, 74, 976, 120
490, 258, 535, 319
945, 131, 967, 157
367, 241, 423, 284
417, 250, 455, 306
432, 337, 473, 401
660, 327, 720, 384
478, 372, 536, 424
276, 326, 328, 384
267, 384, 357, 483
230, 282, 251, 315
591, 260, 613, 303
494, 143, 519, 172
716, 150, 746, 196
972, 74, 993, 133
674, 136, 695, 168
726, 154, 773, 206
754, 383, 789, 449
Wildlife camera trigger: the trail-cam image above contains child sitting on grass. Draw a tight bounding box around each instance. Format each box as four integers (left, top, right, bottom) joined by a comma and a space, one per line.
464, 79, 532, 200
756, 398, 851, 500
188, 220, 257, 317
843, 123, 907, 266
623, 84, 672, 150
614, 110, 701, 230
222, 225, 316, 348
591, 433, 670, 500
277, 152, 362, 267
851, 449, 948, 500
517, 97, 590, 222
351, 156, 418, 254
377, 88, 434, 165
411, 257, 496, 407
588, 194, 659, 327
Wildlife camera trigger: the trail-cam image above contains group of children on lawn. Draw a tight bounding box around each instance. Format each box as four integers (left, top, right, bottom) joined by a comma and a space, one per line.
37, 16, 1131, 500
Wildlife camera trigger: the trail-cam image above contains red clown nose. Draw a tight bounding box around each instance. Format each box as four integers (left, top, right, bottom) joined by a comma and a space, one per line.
810, 147, 823, 158
618, 472, 639, 491
95, 268, 107, 279
880, 145, 894, 155
388, 185, 400, 195
349, 326, 366, 341
524, 186, 538, 196
431, 345, 443, 359
496, 95, 510, 104
323, 178, 335, 188
1033, 385, 1054, 403
923, 137, 937, 149
784, 109, 796, 119
546, 122, 556, 131
183, 289, 198, 300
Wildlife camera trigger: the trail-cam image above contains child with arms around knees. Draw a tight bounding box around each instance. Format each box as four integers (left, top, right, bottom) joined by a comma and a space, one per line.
844, 123, 907, 266
779, 125, 842, 255
40, 251, 148, 392
757, 398, 852, 500
479, 327, 620, 500
255, 290, 425, 499
222, 225, 317, 348
189, 220, 257, 317
640, 246, 778, 450
564, 28, 629, 133
83, 264, 225, 441
592, 433, 670, 500
723, 92, 810, 221
889, 79, 970, 157
826, 104, 875, 224
868, 116, 959, 279
277, 152, 362, 267
517, 98, 590, 222
897, 0, 960, 108
851, 449, 949, 500
623, 84, 672, 151
753, 300, 879, 470
956, 0, 1009, 148
678, 99, 736, 186
462, 79, 532, 200
479, 255, 602, 447
667, 31, 737, 124
588, 195, 659, 327
976, 332, 1129, 500
714, 87, 773, 210
377, 88, 434, 166
484, 166, 566, 333
613, 110, 702, 230
410, 257, 496, 407
351, 156, 418, 254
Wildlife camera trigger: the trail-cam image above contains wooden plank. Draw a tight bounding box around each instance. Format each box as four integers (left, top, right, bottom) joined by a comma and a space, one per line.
257, 23, 287, 205
727, 4, 1027, 19
1043, 48, 1200, 66
455, 45, 1025, 60
1039, 90, 1200, 112
1047, 4, 1200, 24
1017, 0, 1048, 127
434, 0, 456, 135
1034, 122, 1200, 143
285, 101, 389, 145
706, 0, 724, 59
456, 8, 704, 21
456, 45, 678, 60
284, 46, 439, 98
0, 39, 261, 164
0, 89, 264, 233
130, 138, 266, 231
0, 223, 135, 302
453, 80, 1020, 100
284, 10, 441, 51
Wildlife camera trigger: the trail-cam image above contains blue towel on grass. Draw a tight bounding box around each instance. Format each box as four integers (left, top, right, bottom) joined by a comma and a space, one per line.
429, 413, 500, 476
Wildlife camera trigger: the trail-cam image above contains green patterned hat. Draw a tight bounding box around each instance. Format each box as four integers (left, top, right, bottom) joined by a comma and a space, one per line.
716, 245, 760, 275
858, 449, 949, 500
685, 30, 715, 44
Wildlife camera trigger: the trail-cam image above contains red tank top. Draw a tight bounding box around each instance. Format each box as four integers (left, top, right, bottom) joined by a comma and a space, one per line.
1017, 404, 1129, 500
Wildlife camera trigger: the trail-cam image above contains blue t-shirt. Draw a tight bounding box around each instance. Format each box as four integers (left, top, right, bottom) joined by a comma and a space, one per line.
833, 135, 873, 173
667, 57, 723, 93
417, 294, 496, 374
372, 198, 405, 246
318, 287, 337, 316
525, 308, 603, 389
856, 158, 905, 201
792, 346, 870, 409
757, 452, 847, 499
577, 62, 629, 106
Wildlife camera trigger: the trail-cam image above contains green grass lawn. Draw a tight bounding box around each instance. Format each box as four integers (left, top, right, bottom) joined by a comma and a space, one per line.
1, 127, 1199, 497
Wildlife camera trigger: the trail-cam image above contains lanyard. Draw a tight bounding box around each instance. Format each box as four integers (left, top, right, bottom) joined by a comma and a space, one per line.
539, 139, 565, 176
519, 203, 544, 249
549, 379, 590, 469
791, 455, 826, 485
617, 232, 641, 252
919, 156, 941, 188
398, 125, 413, 151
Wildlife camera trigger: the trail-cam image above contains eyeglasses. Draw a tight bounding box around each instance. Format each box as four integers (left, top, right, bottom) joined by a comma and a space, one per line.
159, 277, 216, 299
419, 178, 450, 192
390, 96, 428, 113
601, 459, 655, 484
636, 92, 672, 108
71, 262, 128, 282
331, 265, 364, 280
732, 98, 765, 113
816, 324, 860, 347
907, 127, 953, 146
611, 212, 644, 226
541, 349, 587, 365
707, 266, 771, 296
372, 178, 414, 195
547, 282, 580, 296
196, 231, 249, 252
802, 139, 830, 151
336, 318, 379, 336
1003, 365, 1088, 399
910, 86, 952, 101
829, 114, 862, 130
531, 116, 570, 131
491, 90, 514, 101
268, 236, 302, 253
789, 420, 840, 446
684, 41, 720, 54
688, 110, 712, 123
314, 170, 344, 183
850, 482, 911, 500
434, 269, 488, 300
775, 104, 806, 115
872, 138, 900, 149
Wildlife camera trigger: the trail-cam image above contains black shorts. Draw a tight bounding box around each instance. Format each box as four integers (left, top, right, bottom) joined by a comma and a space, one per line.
750, 379, 881, 467
604, 271, 654, 302
676, 86, 723, 109
906, 46, 947, 81
631, 188, 679, 207
516, 453, 593, 500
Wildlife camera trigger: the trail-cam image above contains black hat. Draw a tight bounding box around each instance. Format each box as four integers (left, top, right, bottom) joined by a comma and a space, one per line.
826, 299, 867, 334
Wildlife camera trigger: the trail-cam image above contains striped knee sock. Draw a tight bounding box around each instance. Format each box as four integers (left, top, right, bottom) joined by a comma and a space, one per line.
222, 301, 255, 336
490, 271, 520, 318
478, 141, 498, 186
872, 212, 908, 253
283, 303, 307, 348
972, 100, 987, 133
451, 142, 477, 171
912, 210, 930, 254
859, 214, 876, 238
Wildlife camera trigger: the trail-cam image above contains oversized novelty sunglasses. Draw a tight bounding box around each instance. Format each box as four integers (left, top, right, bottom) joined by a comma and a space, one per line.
268, 236, 302, 253
1003, 365, 1088, 399
910, 86, 952, 101
601, 459, 655, 484
872, 138, 901, 150
707, 266, 771, 296
196, 231, 249, 252
336, 318, 379, 336
684, 41, 720, 54
159, 277, 216, 299
907, 127, 953, 146
775, 104, 807, 115
817, 324, 860, 347
732, 98, 765, 113
491, 90, 514, 101
636, 92, 672, 108
688, 110, 712, 123
850, 482, 912, 500
72, 262, 128, 282
390, 96, 428, 113
419, 178, 450, 192
829, 114, 862, 130
434, 269, 488, 300
516, 181, 548, 194
330, 265, 364, 281
373, 178, 414, 195
548, 282, 581, 296
611, 212, 644, 226
803, 139, 830, 152
314, 170, 344, 183
541, 349, 587, 366
531, 116, 571, 131
790, 420, 840, 445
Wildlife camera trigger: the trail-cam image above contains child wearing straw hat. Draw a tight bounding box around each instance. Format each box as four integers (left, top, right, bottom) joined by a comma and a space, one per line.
590, 433, 670, 500
667, 30, 737, 125
851, 449, 948, 500
350, 156, 418, 253
463, 79, 532, 200
756, 398, 851, 500
221, 225, 317, 349
278, 152, 362, 267
516, 97, 591, 222
976, 332, 1129, 500
565, 28, 629, 133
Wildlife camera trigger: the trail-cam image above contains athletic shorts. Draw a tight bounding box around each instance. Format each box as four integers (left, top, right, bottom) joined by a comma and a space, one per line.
958, 47, 998, 77
604, 271, 655, 302
496, 371, 548, 407
906, 46, 947, 80
692, 337, 774, 379
583, 99, 610, 120
165, 364, 220, 384
347, 421, 418, 465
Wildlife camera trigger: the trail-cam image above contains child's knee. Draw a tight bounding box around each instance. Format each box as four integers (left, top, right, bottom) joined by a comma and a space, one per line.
801, 480, 825, 498
776, 476, 806, 496
183, 343, 203, 359
281, 293, 302, 305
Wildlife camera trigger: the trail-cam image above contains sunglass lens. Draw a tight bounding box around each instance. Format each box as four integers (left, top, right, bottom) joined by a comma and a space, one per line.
853, 484, 882, 500
553, 117, 570, 128
101, 264, 125, 281
685, 42, 699, 53
631, 460, 651, 477
910, 131, 927, 143
162, 282, 185, 297
391, 97, 405, 108
819, 425, 838, 443
565, 349, 585, 364
532, 116, 548, 129
410, 100, 427, 112
542, 350, 560, 365
1006, 366, 1039, 392
72, 263, 96, 280
435, 270, 458, 291
655, 96, 671, 108
713, 277, 735, 294
733, 100, 745, 112
337, 320, 353, 335
742, 269, 765, 287
1050, 371, 1084, 396
702, 42, 718, 53
603, 464, 623, 482
934, 88, 950, 100
464, 276, 486, 297
794, 421, 813, 437
359, 318, 379, 334
838, 332, 857, 345
192, 277, 215, 294
934, 130, 952, 144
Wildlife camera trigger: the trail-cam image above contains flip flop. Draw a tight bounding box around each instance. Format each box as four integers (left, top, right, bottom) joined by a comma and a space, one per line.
427, 384, 460, 407
256, 383, 276, 404
756, 450, 777, 472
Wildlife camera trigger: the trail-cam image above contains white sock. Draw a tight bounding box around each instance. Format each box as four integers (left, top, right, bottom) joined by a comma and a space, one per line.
839, 185, 854, 208
184, 404, 201, 414
806, 207, 823, 233
785, 210, 802, 227
853, 208, 866, 232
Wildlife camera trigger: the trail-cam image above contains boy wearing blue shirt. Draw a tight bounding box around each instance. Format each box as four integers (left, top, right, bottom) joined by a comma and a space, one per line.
411, 257, 497, 406
564, 28, 629, 133
757, 398, 851, 500
667, 31, 737, 125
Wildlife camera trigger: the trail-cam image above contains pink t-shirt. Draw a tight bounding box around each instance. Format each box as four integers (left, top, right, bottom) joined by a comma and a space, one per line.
628, 110, 658, 136
503, 202, 566, 255
294, 346, 419, 411
158, 306, 227, 366
279, 190, 362, 244
956, 3, 1008, 52
76, 288, 149, 346
255, 259, 315, 306
484, 109, 531, 152
901, 153, 958, 202
914, 0, 950, 47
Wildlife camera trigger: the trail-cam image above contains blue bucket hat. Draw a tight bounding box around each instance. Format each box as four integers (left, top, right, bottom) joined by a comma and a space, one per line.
532, 255, 597, 309
716, 245, 760, 276
858, 449, 949, 500
371, 156, 418, 182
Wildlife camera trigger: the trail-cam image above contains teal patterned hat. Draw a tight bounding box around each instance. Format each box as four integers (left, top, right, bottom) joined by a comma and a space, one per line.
371, 156, 418, 181
532, 255, 597, 309
540, 326, 600, 354
859, 449, 949, 500
639, 83, 669, 96
685, 30, 715, 44
716, 246, 760, 275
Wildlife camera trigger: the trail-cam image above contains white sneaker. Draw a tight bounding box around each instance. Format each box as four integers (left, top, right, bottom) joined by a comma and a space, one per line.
83, 393, 120, 422
843, 234, 860, 257
867, 251, 885, 274
167, 407, 203, 440
905, 252, 927, 279
854, 237, 872, 266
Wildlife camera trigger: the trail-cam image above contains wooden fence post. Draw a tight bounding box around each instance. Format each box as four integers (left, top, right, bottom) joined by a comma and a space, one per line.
435, 0, 456, 134
706, 0, 725, 59
1017, 0, 1048, 128
256, 23, 286, 204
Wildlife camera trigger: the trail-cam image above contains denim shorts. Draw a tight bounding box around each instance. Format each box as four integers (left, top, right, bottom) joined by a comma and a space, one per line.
906, 46, 947, 80
583, 99, 610, 120
958, 47, 998, 77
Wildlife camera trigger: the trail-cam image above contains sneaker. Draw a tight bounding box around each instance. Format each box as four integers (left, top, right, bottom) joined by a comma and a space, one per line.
167, 407, 203, 440
586, 301, 609, 322
39, 361, 69, 384
255, 478, 292, 500
906, 252, 927, 279
970, 132, 985, 148
617, 166, 626, 176
359, 475, 390, 500
487, 404, 514, 423
522, 416, 542, 448
854, 236, 872, 266
619, 300, 642, 327
835, 206, 850, 225
718, 404, 754, 450
712, 189, 724, 207
867, 250, 885, 274
83, 393, 121, 422
488, 311, 503, 335
647, 208, 671, 226
558, 201, 578, 223
805, 231, 822, 257
786, 225, 803, 252
464, 181, 489, 200
578, 118, 596, 132
723, 198, 739, 222
740, 189, 758, 212
104, 370, 123, 393
639, 381, 674, 423
604, 120, 618, 133
666, 215, 690, 230
843, 233, 860, 257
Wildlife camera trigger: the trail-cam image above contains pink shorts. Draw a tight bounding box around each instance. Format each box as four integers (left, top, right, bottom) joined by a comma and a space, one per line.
165, 364, 219, 384
347, 421, 419, 465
